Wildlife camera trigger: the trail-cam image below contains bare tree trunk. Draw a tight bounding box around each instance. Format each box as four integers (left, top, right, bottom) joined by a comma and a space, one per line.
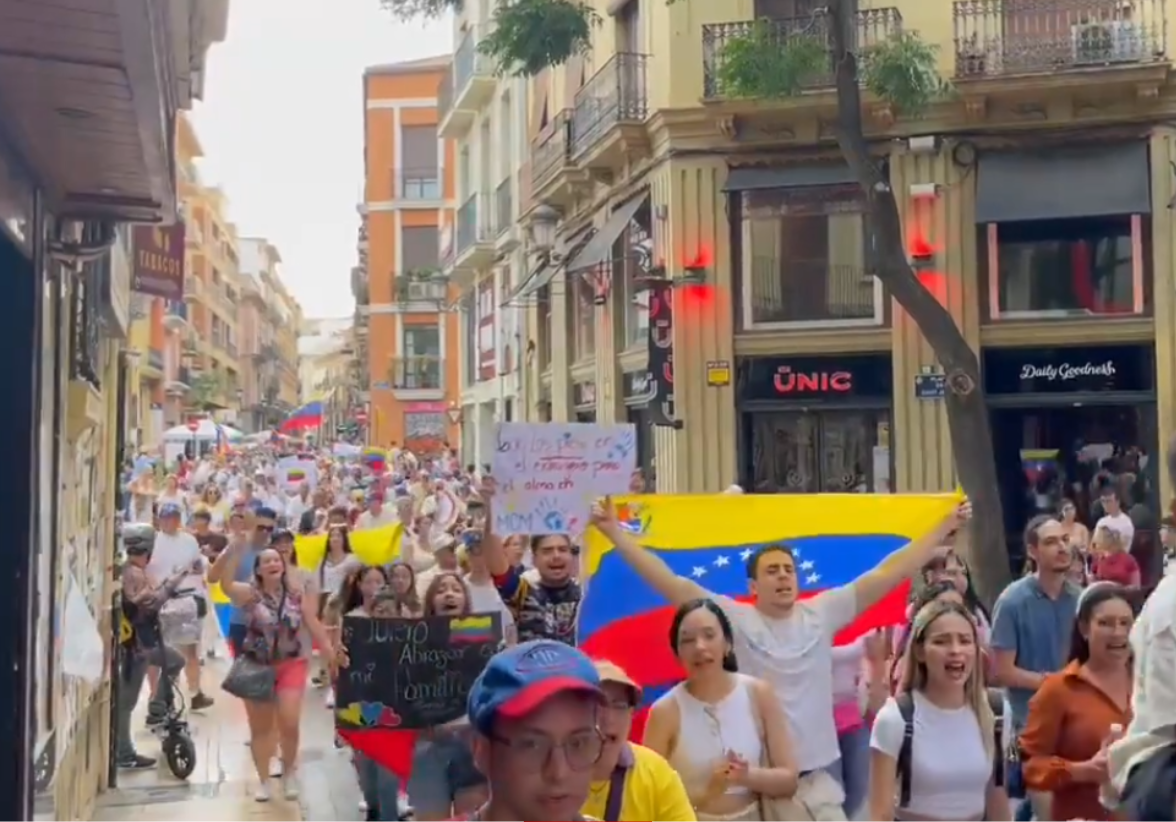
826, 0, 1011, 604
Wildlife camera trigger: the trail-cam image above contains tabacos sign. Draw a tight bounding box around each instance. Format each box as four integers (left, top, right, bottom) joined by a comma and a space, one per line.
1019, 360, 1116, 382
774, 366, 853, 394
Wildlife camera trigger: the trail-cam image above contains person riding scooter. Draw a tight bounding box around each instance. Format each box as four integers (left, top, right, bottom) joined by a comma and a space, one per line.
117, 523, 191, 769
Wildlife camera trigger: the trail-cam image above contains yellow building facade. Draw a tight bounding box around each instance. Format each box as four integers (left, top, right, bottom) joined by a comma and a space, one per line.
520, 0, 1176, 547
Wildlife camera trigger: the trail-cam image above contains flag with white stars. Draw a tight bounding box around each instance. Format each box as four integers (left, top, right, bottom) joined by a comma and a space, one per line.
578, 493, 960, 731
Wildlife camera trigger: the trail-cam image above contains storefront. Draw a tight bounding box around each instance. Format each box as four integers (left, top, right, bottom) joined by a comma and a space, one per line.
623, 370, 655, 487
736, 354, 893, 493
984, 343, 1158, 557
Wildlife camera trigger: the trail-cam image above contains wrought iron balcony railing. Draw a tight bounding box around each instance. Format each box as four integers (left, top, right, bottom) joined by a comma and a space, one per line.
748, 259, 877, 325
390, 356, 443, 390
456, 193, 492, 254
703, 8, 903, 98
397, 167, 441, 200
531, 109, 573, 191
953, 0, 1166, 79
571, 53, 649, 157
495, 177, 513, 236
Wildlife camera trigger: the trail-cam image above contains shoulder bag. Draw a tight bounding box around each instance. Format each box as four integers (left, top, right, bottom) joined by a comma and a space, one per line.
221, 585, 287, 703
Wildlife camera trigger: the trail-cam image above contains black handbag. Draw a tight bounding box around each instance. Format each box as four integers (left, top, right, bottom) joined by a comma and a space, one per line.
221, 585, 286, 703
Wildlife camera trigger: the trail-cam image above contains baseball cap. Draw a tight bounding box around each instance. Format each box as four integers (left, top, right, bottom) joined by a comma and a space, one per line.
158, 502, 182, 519
468, 640, 603, 734
593, 660, 642, 706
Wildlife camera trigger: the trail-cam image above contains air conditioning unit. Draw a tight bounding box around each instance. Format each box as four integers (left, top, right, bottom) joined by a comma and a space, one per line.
1072, 20, 1146, 64
407, 281, 441, 301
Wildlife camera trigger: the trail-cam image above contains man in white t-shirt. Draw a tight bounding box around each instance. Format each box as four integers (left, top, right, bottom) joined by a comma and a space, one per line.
459, 531, 516, 643
145, 503, 214, 711
1095, 487, 1136, 550
590, 497, 968, 811
355, 491, 398, 530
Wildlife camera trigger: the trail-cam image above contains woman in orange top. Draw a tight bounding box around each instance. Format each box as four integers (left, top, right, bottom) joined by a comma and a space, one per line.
1019, 583, 1134, 821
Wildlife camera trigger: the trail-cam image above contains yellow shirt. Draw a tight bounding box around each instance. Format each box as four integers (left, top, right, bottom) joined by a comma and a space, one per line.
582, 742, 697, 822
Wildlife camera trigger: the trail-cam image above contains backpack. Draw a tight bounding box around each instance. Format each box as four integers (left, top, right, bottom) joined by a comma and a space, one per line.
895, 687, 1005, 808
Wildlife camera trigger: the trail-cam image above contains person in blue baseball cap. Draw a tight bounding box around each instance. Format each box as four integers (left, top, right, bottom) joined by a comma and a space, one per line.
461, 640, 606, 822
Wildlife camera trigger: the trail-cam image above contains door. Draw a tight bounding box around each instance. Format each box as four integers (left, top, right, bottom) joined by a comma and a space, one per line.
745, 410, 886, 493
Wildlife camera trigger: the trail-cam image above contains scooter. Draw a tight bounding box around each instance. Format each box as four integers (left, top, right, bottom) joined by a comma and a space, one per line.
147, 588, 199, 779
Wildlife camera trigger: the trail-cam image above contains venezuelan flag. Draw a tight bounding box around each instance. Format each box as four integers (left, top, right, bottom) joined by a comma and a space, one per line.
279, 400, 325, 433
361, 446, 387, 473
211, 523, 403, 653
579, 493, 959, 741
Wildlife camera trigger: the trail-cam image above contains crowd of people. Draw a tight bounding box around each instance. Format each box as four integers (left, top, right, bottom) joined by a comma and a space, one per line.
113, 441, 1176, 822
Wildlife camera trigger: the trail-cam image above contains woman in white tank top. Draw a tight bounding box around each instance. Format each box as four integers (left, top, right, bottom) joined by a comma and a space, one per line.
644, 599, 799, 821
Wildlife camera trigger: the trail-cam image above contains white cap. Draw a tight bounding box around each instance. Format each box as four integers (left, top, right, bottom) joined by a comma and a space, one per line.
724, 484, 744, 495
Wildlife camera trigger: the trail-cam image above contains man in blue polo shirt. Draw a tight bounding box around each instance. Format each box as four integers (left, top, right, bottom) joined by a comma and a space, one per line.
207, 505, 276, 656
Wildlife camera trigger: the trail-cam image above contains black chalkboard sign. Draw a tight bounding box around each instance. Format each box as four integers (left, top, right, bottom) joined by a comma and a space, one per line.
335, 614, 504, 731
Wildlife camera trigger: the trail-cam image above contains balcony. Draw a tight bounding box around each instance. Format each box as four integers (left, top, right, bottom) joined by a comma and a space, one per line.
394, 274, 449, 307
952, 0, 1167, 87
164, 299, 188, 330
449, 193, 496, 281
745, 259, 882, 329
390, 356, 444, 396
571, 53, 651, 176
438, 26, 496, 138
165, 366, 192, 396
703, 9, 904, 100
144, 348, 165, 375
529, 109, 590, 209
397, 168, 443, 202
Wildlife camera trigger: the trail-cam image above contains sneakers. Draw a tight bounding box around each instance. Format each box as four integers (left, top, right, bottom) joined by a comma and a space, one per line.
254, 783, 271, 803
325, 687, 335, 709
190, 692, 215, 712
282, 772, 300, 801
145, 713, 166, 728
117, 753, 156, 770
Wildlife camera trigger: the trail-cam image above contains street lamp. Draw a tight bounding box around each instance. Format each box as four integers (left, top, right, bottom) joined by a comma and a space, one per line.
528, 204, 561, 259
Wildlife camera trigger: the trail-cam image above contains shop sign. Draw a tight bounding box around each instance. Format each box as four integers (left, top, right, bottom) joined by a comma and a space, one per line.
131, 223, 185, 300
983, 345, 1151, 395
646, 281, 679, 427
1018, 361, 1115, 382
738, 355, 893, 403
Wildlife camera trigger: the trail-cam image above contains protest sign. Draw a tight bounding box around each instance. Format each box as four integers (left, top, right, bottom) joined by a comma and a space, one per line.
491, 422, 636, 534
276, 455, 318, 492
335, 614, 503, 731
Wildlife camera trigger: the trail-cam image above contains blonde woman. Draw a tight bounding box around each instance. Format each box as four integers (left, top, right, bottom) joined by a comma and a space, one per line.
869, 600, 1009, 821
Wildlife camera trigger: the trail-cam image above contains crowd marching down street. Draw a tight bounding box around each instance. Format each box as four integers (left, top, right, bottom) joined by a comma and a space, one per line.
114, 432, 1176, 822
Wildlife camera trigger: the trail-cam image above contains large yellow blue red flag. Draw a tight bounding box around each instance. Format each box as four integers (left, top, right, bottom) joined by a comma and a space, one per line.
579, 493, 959, 737
210, 523, 403, 649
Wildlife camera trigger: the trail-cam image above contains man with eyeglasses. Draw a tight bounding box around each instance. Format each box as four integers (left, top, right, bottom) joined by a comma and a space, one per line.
208, 505, 278, 657
459, 640, 608, 821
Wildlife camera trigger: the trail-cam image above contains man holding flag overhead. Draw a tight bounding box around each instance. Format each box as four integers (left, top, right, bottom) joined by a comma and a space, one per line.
583, 495, 969, 817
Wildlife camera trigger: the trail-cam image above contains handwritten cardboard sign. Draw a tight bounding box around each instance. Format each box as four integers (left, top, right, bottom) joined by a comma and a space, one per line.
336, 614, 503, 731
492, 422, 637, 534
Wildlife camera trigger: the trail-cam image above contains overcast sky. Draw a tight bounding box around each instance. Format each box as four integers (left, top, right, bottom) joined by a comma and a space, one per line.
190, 0, 450, 320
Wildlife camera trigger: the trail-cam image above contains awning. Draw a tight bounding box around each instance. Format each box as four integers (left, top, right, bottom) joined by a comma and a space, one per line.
723, 164, 857, 192
504, 263, 557, 305
975, 143, 1151, 223
565, 194, 649, 273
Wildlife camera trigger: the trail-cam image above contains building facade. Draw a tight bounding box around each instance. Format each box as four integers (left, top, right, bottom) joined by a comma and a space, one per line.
299, 317, 363, 438
517, 0, 1176, 517
362, 56, 462, 453
0, 1, 227, 818
238, 237, 300, 431
437, 6, 531, 466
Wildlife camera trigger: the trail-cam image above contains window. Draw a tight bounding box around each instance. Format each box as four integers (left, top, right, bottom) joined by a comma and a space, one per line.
741, 185, 879, 328
616, 0, 641, 53
983, 215, 1147, 320
403, 325, 440, 356
401, 226, 440, 273
571, 272, 595, 361
538, 285, 552, 372
463, 294, 477, 387
400, 125, 440, 200
612, 201, 652, 350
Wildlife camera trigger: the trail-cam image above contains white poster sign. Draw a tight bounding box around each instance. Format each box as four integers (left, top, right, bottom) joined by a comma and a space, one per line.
277, 456, 319, 492
491, 422, 637, 535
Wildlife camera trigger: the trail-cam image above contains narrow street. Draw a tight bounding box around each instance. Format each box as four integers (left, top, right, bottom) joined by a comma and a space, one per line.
92, 656, 364, 822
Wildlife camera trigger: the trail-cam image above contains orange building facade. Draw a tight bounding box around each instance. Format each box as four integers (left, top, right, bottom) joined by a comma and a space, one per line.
362, 57, 461, 451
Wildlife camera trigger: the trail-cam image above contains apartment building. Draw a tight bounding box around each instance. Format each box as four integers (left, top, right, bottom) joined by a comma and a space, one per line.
270, 275, 304, 409
361, 56, 461, 453
514, 0, 1176, 504
238, 237, 303, 431
437, 8, 530, 466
